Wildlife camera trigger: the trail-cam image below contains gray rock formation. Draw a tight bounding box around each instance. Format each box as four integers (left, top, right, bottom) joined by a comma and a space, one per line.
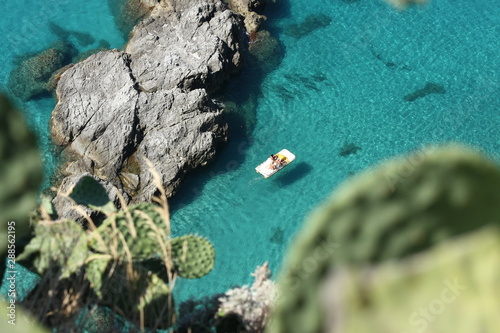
228, 0, 267, 38
50, 0, 243, 217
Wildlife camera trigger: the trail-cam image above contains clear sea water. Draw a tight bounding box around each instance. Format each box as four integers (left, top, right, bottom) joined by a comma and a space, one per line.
0, 0, 126, 188
1, 0, 499, 305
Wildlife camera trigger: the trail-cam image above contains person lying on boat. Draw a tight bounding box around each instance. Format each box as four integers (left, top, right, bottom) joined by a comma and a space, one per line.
269, 154, 287, 169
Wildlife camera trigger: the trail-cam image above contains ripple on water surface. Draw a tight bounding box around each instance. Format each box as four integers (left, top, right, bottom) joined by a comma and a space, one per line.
171, 0, 500, 301
0, 0, 498, 304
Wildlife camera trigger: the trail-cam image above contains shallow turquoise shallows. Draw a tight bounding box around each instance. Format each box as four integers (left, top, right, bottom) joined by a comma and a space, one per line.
1, 0, 499, 305
0, 0, 125, 188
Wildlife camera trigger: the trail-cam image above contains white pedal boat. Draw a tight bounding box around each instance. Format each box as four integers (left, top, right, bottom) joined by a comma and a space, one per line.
255, 149, 296, 178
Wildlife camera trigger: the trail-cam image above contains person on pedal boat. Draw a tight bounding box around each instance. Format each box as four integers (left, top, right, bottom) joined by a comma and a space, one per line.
269, 154, 287, 169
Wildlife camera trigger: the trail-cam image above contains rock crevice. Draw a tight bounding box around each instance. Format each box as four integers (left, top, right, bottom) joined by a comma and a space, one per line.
50, 0, 243, 217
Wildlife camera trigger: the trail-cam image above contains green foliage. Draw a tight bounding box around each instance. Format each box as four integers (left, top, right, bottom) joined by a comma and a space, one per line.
40, 195, 56, 217
267, 145, 500, 333
17, 160, 216, 329
17, 220, 87, 279
69, 175, 117, 214
84, 255, 110, 298
92, 260, 173, 328
0, 94, 42, 280
20, 176, 215, 329
0, 94, 42, 225
90, 203, 166, 258
315, 226, 500, 333
170, 235, 216, 279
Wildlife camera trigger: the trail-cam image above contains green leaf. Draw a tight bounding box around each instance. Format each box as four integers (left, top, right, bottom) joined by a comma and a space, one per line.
69, 176, 116, 214
138, 271, 170, 311
85, 255, 111, 298
170, 235, 215, 279
90, 203, 169, 259
17, 220, 88, 278
40, 195, 55, 217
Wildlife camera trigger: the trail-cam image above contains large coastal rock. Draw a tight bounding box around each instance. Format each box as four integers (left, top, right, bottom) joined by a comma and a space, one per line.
50, 0, 243, 215
51, 51, 141, 180
126, 2, 241, 92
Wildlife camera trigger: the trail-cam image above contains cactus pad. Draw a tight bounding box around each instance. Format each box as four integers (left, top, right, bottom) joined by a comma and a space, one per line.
90, 203, 168, 259
316, 226, 500, 333
17, 220, 88, 279
170, 235, 215, 279
268, 145, 500, 333
0, 95, 42, 279
69, 176, 116, 214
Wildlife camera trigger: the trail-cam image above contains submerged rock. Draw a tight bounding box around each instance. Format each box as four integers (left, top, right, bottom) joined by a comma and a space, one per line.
8, 41, 75, 101
248, 30, 283, 72
48, 22, 96, 47
8, 48, 64, 101
339, 142, 361, 157
284, 14, 332, 39
50, 0, 243, 212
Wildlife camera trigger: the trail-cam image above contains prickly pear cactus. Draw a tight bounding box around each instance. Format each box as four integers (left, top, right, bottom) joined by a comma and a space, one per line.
90, 203, 168, 259
317, 226, 500, 333
17, 220, 88, 279
170, 235, 215, 279
0, 94, 42, 280
0, 95, 42, 222
267, 145, 500, 333
85, 257, 173, 329
69, 175, 117, 214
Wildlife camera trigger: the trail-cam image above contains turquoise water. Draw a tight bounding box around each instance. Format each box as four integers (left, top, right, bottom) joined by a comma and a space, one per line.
1, 0, 498, 306
0, 0, 125, 188
170, 0, 500, 301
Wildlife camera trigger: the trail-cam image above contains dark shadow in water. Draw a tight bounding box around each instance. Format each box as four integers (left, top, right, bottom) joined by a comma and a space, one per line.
107, 0, 152, 40
262, 0, 292, 21
275, 162, 313, 186
270, 226, 285, 245
271, 71, 333, 103
339, 142, 361, 157
283, 14, 332, 39
403, 82, 446, 102
168, 128, 257, 214
49, 22, 95, 47
170, 1, 292, 213
216, 0, 289, 123
368, 44, 413, 72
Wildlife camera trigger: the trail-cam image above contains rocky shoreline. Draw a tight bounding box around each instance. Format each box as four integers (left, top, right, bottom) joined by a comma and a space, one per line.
49, 0, 269, 219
